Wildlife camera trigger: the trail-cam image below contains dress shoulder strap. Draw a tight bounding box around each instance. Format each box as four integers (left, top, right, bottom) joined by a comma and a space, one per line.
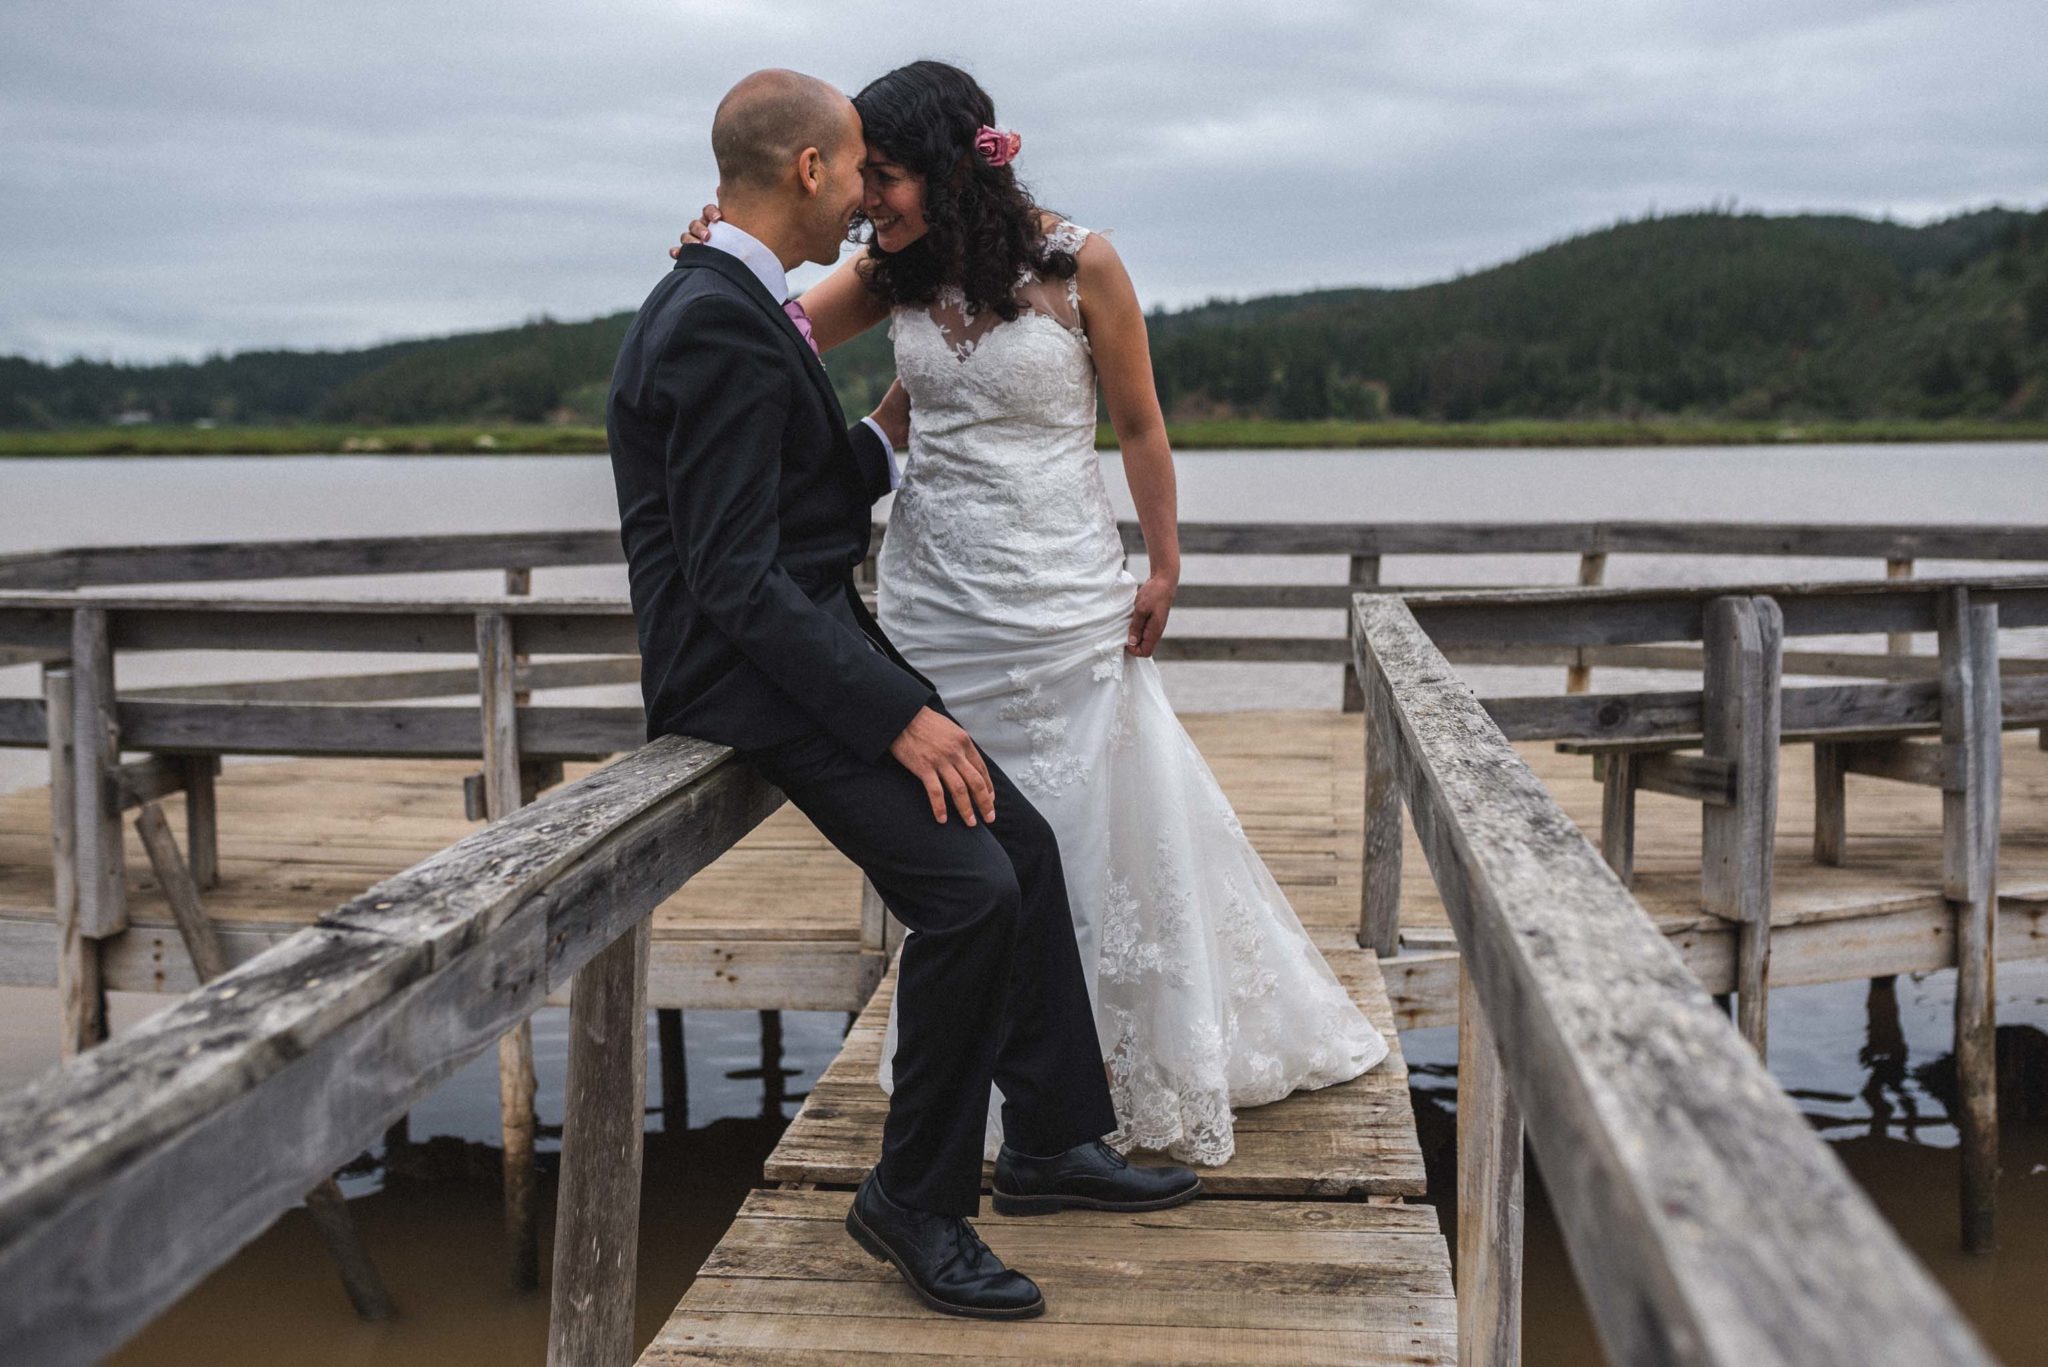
1043, 220, 1091, 256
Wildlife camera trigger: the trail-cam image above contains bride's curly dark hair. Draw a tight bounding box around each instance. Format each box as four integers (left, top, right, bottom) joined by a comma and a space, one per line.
850, 60, 1076, 323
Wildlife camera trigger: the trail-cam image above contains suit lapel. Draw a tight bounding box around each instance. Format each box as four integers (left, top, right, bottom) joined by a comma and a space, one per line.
674, 246, 851, 429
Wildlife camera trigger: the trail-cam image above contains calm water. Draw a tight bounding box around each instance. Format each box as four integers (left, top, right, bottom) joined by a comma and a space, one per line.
3, 445, 2047, 1364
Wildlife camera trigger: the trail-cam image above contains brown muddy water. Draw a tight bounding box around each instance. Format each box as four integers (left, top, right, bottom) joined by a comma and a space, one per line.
7, 963, 2036, 1366
4, 445, 2047, 1362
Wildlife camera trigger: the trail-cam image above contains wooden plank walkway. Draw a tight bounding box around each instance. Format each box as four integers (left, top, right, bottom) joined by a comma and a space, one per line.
640, 1188, 1455, 1364
763, 947, 1423, 1198
639, 946, 1452, 1364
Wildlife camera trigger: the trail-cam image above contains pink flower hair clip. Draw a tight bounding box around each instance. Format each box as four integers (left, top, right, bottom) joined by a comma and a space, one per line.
974, 124, 1022, 168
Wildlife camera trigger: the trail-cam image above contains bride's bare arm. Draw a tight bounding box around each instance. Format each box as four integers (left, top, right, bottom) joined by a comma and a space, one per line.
670, 206, 888, 352
1075, 234, 1180, 657
796, 254, 892, 352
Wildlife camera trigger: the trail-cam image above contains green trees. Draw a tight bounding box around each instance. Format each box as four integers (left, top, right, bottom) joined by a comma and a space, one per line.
4, 207, 2044, 429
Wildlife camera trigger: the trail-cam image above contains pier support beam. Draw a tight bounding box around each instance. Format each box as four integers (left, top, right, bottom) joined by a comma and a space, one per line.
1457, 963, 1523, 1367
548, 916, 651, 1367
1598, 751, 1637, 886
1885, 557, 1914, 656
44, 663, 105, 1056
182, 754, 219, 890
1701, 595, 1782, 1059
479, 610, 542, 1289
1563, 551, 1607, 694
1940, 588, 2001, 1253
1341, 554, 1381, 713
138, 799, 395, 1320
1813, 741, 1847, 866
71, 608, 125, 943
1360, 664, 1403, 957
657, 1008, 688, 1133
66, 610, 122, 1055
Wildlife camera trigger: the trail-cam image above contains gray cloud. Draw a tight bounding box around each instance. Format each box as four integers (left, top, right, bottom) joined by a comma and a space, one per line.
2, 0, 2042, 361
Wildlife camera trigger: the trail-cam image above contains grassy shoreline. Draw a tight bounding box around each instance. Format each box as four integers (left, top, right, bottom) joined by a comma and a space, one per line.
4, 417, 2047, 457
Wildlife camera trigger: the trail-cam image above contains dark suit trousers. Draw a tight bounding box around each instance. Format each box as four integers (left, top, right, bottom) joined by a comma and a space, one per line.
742, 719, 1119, 1216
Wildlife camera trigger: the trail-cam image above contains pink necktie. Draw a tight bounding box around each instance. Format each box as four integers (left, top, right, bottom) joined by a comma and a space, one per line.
782, 298, 819, 354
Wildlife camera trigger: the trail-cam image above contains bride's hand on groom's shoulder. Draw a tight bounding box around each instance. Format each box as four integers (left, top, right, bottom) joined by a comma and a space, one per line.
1127, 573, 1177, 657
668, 203, 723, 259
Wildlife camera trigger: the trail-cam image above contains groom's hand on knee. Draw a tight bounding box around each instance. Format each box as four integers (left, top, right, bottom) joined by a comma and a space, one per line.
889, 707, 997, 827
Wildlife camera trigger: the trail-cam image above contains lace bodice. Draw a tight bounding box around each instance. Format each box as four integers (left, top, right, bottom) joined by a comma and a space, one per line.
879, 221, 1130, 635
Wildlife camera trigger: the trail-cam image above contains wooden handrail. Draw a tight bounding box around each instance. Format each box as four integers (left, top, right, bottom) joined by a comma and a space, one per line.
1402, 573, 2048, 646
0, 734, 784, 1366
1351, 593, 1991, 1365
3, 520, 2046, 591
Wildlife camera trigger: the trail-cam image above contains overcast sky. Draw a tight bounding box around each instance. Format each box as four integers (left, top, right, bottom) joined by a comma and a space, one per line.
3, 0, 2042, 363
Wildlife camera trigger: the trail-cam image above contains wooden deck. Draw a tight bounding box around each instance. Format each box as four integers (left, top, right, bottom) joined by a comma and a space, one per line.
639, 946, 1452, 1364
762, 946, 1423, 1198
640, 1187, 1456, 1364
3, 709, 2045, 1026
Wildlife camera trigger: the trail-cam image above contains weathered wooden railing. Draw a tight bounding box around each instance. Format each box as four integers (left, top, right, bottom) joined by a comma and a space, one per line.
1352, 590, 1997, 1367
1363, 573, 2046, 1271
0, 733, 783, 1367
0, 589, 658, 1292
4, 520, 2045, 704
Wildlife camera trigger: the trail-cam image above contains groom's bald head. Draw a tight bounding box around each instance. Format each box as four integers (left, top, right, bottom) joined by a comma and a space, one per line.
712, 69, 858, 191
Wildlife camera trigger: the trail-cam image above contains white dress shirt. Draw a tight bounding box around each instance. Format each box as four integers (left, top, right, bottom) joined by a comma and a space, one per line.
704, 220, 900, 490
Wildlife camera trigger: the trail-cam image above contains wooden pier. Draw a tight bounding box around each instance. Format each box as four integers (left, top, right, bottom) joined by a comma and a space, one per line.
2, 525, 2040, 1366
637, 950, 1452, 1364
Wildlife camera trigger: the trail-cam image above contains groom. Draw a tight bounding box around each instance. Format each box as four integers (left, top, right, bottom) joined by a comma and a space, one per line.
607, 69, 1198, 1319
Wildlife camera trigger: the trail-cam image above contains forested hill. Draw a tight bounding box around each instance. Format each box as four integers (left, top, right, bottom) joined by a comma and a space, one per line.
6, 206, 2045, 430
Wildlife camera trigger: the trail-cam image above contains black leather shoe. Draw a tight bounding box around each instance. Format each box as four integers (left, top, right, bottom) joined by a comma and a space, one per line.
845, 1172, 1045, 1319
992, 1138, 1201, 1216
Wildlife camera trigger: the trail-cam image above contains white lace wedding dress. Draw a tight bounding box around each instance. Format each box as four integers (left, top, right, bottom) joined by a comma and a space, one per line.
874, 221, 1387, 1166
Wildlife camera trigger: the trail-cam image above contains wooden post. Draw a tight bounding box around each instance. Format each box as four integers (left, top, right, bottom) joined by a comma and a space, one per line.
759, 1008, 788, 1117
506, 567, 533, 708
1813, 742, 1846, 866
1360, 666, 1403, 957
479, 611, 541, 1290
1564, 551, 1607, 694
181, 755, 219, 890
657, 1008, 688, 1133
44, 664, 105, 1056
1939, 587, 2000, 1253
301, 1181, 398, 1321
548, 916, 652, 1367
137, 799, 396, 1319
1885, 557, 1914, 656
1702, 595, 1782, 1059
1457, 963, 1523, 1367
70, 607, 124, 940
1341, 553, 1382, 713
1598, 751, 1637, 886
134, 803, 226, 982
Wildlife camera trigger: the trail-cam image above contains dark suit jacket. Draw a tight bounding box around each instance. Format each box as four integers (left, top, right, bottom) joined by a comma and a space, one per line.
607, 245, 935, 762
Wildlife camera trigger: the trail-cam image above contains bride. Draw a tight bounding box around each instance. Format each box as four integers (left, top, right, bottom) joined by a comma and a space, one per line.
678, 60, 1385, 1166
